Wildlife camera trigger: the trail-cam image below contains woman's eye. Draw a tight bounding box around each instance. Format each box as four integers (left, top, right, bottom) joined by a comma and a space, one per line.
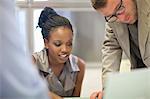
67, 43, 72, 47
54, 42, 61, 47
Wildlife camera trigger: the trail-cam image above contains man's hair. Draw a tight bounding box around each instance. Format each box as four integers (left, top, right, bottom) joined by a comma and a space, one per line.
91, 0, 107, 9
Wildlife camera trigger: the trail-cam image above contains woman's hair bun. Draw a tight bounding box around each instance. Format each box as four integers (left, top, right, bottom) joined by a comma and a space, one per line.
38, 7, 58, 28
37, 7, 73, 39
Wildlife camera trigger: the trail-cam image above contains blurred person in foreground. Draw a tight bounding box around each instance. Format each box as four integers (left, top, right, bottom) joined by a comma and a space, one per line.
32, 7, 85, 97
0, 0, 62, 99
89, 0, 150, 98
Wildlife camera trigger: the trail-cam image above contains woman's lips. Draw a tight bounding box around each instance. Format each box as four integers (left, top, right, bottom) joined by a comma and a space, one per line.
58, 54, 69, 61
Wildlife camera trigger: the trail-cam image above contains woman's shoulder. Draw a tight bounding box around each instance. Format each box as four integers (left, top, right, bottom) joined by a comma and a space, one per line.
32, 48, 49, 71
32, 49, 47, 60
32, 49, 49, 67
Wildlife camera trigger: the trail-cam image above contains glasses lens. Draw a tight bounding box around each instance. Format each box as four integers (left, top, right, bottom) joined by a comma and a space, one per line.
116, 6, 125, 15
105, 0, 124, 23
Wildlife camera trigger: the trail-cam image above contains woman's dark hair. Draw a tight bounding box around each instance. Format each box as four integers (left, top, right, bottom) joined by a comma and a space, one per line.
38, 7, 73, 39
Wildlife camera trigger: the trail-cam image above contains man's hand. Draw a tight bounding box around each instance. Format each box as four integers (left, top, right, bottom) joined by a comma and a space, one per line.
90, 91, 103, 99
48, 91, 63, 99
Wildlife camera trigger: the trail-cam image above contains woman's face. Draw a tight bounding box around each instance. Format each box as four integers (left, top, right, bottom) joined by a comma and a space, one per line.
45, 26, 73, 64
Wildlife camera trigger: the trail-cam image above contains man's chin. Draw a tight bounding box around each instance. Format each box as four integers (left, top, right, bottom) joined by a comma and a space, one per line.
128, 18, 137, 24
121, 20, 135, 24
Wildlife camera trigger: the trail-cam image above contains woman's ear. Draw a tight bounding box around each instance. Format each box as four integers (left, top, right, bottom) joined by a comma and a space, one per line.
44, 38, 49, 49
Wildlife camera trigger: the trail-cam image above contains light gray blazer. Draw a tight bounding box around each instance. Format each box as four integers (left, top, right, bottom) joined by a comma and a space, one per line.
102, 0, 150, 86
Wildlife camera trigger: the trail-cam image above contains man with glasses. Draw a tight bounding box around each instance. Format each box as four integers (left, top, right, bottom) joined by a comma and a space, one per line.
90, 0, 150, 98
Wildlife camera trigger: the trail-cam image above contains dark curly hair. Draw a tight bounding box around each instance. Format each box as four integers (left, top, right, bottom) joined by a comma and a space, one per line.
38, 7, 73, 39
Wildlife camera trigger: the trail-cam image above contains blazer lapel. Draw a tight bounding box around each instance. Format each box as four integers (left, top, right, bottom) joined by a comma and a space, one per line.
137, 0, 150, 58
112, 22, 130, 58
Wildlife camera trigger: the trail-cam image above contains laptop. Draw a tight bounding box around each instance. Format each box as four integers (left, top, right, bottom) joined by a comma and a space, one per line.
103, 69, 150, 99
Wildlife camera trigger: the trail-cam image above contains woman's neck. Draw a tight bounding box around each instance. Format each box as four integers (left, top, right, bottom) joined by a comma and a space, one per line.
48, 57, 65, 77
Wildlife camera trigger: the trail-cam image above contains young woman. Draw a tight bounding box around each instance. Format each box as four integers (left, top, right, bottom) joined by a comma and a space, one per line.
32, 7, 85, 97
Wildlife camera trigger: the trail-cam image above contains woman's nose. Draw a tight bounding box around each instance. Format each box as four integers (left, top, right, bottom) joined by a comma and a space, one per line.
61, 45, 68, 52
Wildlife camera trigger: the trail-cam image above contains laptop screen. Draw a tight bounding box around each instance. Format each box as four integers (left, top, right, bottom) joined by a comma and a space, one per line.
103, 69, 150, 99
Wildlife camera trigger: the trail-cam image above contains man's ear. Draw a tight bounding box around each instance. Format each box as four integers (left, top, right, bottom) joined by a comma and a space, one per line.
44, 38, 49, 49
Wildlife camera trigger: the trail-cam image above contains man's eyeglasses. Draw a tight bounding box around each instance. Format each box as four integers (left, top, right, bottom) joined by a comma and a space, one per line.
105, 0, 125, 23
